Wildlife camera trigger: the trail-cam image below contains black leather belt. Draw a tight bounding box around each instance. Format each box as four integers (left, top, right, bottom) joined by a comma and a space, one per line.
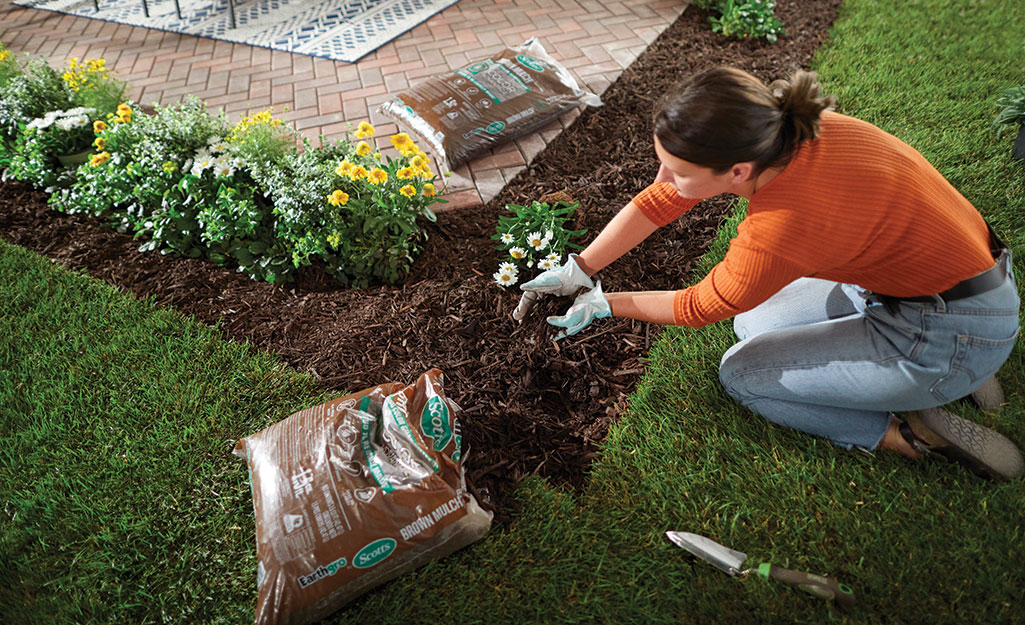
879, 222, 1009, 307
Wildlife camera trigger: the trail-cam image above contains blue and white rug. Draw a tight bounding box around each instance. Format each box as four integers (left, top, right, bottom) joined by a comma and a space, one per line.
13, 0, 461, 62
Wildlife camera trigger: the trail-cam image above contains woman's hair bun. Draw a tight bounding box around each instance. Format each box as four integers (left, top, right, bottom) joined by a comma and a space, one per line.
769, 70, 835, 145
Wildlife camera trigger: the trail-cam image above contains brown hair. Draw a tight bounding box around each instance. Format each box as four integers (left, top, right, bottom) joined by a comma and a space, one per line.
653, 67, 835, 173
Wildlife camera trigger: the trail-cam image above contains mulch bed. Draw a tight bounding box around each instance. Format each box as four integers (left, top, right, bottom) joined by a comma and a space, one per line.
0, 1, 840, 520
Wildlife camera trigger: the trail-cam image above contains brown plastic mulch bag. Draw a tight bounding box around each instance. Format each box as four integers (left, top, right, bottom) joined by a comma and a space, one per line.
233, 369, 492, 625
379, 37, 601, 170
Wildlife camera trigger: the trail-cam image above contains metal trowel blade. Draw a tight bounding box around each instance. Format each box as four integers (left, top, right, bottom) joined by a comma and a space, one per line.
666, 531, 747, 576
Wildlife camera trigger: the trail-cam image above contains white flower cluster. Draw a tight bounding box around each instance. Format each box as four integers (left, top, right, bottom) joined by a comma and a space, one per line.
494, 251, 562, 287
493, 262, 519, 287
184, 135, 243, 178
26, 107, 96, 132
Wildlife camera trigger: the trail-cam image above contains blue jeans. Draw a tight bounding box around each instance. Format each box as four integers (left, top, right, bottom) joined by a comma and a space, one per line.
718, 250, 1020, 449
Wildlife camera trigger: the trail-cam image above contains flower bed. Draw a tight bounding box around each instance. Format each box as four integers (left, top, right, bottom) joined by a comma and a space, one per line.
0, 44, 443, 286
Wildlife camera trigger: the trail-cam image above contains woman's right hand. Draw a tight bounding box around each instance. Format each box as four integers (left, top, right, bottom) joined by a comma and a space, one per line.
520, 253, 595, 297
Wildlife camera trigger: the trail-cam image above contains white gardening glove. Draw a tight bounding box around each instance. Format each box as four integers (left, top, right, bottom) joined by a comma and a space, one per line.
520, 253, 595, 297
546, 281, 611, 341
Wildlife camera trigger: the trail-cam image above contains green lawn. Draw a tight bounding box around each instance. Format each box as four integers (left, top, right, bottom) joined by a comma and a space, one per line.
3, 1, 1025, 623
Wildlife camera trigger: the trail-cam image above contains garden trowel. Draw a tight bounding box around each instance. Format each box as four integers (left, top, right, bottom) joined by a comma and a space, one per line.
666, 531, 856, 608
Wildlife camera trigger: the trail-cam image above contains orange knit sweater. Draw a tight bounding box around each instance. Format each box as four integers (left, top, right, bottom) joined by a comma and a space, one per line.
632, 112, 994, 328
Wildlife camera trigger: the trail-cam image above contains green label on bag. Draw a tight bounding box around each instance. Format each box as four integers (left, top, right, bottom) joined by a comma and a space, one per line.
420, 396, 452, 451
354, 538, 396, 569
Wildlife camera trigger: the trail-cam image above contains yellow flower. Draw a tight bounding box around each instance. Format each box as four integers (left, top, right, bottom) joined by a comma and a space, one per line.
410, 155, 426, 170
373, 152, 382, 160
335, 160, 354, 177
422, 183, 436, 197
356, 141, 372, 156
390, 132, 414, 153
348, 165, 368, 181
116, 111, 131, 124
354, 120, 375, 139
90, 151, 111, 167
162, 161, 177, 174
327, 231, 342, 248
93, 137, 106, 150
0, 51, 11, 62
117, 102, 131, 114
396, 167, 414, 180
368, 168, 388, 185
93, 120, 107, 133
399, 185, 416, 198
327, 190, 349, 206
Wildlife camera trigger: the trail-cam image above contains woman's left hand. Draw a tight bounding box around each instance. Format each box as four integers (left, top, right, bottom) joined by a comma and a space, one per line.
547, 281, 612, 340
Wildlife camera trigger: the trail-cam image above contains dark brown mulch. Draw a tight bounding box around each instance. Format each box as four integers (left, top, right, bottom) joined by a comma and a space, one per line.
0, 1, 840, 519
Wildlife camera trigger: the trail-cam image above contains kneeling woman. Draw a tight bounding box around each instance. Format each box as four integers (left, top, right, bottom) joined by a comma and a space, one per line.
523, 67, 1023, 480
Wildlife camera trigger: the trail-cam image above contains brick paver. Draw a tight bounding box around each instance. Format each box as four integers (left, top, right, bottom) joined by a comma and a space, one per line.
0, 0, 687, 210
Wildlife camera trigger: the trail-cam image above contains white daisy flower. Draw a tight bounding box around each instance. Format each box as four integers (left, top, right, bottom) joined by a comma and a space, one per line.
498, 262, 518, 275
546, 252, 561, 264
500, 232, 515, 244
538, 259, 554, 270
526, 231, 546, 250
527, 260, 533, 269
544, 230, 554, 241
509, 247, 527, 260
207, 137, 229, 152
493, 271, 518, 287
216, 165, 235, 177
55, 117, 79, 131
191, 157, 214, 176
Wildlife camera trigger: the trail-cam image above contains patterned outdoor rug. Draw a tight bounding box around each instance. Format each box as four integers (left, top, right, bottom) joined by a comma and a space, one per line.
13, 0, 460, 62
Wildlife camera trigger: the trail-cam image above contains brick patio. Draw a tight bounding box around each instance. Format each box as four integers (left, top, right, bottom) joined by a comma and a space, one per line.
0, 0, 686, 209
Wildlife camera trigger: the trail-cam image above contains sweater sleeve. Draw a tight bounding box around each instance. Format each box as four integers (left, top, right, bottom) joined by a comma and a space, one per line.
631, 182, 700, 226
672, 236, 810, 328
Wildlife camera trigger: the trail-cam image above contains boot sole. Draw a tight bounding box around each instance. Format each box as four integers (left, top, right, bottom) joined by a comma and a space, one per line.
908, 407, 1025, 481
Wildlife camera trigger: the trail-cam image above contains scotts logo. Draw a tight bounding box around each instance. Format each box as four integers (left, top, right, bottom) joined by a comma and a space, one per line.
516, 54, 545, 72
354, 538, 397, 569
420, 396, 453, 451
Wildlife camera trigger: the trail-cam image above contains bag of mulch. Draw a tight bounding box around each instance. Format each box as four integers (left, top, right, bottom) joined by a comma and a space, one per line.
233, 369, 492, 625
379, 37, 601, 170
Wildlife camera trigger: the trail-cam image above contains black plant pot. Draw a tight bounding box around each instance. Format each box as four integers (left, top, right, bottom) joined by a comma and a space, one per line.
1014, 124, 1025, 162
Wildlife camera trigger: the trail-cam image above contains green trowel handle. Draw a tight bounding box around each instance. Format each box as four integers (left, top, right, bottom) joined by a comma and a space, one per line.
758, 563, 856, 608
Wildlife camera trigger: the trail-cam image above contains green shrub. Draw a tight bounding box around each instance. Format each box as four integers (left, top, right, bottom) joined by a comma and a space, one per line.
6, 107, 98, 189
259, 126, 444, 286
0, 54, 126, 179
709, 0, 785, 43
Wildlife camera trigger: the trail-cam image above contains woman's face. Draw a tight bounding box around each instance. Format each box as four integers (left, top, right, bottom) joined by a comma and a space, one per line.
653, 135, 738, 199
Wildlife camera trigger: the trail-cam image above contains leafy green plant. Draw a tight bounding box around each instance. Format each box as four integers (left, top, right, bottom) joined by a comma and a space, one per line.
52, 97, 230, 234
6, 107, 98, 189
262, 125, 444, 286
992, 85, 1025, 138
709, 0, 785, 43
491, 199, 586, 287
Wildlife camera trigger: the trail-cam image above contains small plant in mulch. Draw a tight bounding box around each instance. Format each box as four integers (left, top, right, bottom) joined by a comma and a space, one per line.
490, 194, 586, 288
692, 0, 785, 43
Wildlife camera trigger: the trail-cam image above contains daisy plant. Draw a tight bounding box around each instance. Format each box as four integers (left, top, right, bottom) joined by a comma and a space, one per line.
491, 199, 586, 288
